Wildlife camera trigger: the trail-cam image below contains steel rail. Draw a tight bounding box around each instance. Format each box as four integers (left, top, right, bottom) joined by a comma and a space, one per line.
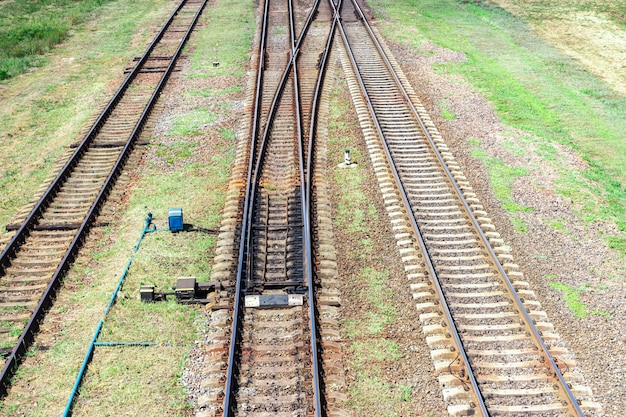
0, 0, 208, 396
288, 0, 323, 413
347, 0, 585, 414
223, 0, 326, 414
222, 0, 270, 411
331, 0, 487, 414
306, 1, 340, 194
242, 0, 321, 291
305, 2, 342, 417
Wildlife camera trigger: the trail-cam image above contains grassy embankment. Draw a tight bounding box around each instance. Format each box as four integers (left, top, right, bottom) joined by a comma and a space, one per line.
0, 0, 116, 80
0, 0, 254, 415
372, 0, 625, 318
375, 0, 626, 254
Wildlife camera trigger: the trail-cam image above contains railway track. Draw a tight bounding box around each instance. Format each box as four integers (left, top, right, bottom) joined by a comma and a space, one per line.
0, 0, 600, 413
203, 0, 346, 415
192, 0, 351, 414
222, 0, 325, 414
0, 0, 207, 396
334, 0, 598, 415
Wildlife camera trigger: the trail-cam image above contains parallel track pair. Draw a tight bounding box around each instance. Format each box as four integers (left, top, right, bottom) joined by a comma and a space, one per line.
0, 0, 207, 396
221, 0, 592, 414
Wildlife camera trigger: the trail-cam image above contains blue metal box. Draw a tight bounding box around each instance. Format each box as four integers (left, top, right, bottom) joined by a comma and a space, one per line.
168, 207, 184, 232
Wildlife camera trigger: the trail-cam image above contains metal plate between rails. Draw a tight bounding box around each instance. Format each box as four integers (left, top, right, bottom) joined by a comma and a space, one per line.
244, 294, 304, 308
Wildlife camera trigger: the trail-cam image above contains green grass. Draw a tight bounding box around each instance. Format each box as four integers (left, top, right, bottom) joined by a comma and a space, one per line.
102, 299, 199, 343
544, 218, 568, 232
133, 160, 230, 233
187, 0, 254, 78
348, 371, 415, 416
468, 139, 532, 233
470, 146, 531, 213
438, 98, 456, 121
606, 236, 626, 257
185, 85, 241, 98
332, 146, 368, 234
345, 268, 397, 334
375, 0, 626, 238
272, 27, 287, 35
363, 268, 397, 333
218, 127, 236, 141
502, 139, 527, 158
352, 339, 403, 362
129, 230, 216, 285
510, 217, 527, 233
155, 141, 198, 164
8, 326, 23, 337
0, 0, 116, 80
549, 281, 589, 318
167, 107, 216, 137
75, 344, 195, 415
591, 308, 611, 317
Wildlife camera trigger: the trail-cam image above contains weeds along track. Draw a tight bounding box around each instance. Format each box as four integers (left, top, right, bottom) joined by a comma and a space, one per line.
0, 0, 207, 395
335, 0, 598, 415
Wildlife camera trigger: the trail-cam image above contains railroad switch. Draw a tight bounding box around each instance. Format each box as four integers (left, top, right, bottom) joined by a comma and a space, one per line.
140, 277, 219, 304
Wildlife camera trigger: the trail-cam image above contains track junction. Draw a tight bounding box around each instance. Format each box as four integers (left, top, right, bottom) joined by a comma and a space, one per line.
0, 0, 602, 416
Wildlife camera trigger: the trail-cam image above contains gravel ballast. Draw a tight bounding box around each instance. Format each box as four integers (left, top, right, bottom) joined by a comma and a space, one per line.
388, 39, 625, 416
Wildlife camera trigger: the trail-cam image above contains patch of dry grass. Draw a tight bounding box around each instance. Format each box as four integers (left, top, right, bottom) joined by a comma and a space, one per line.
490, 0, 626, 95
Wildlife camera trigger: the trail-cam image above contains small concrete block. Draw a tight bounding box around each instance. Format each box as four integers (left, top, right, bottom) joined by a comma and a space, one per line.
200, 377, 224, 389
448, 404, 474, 417
197, 391, 221, 408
